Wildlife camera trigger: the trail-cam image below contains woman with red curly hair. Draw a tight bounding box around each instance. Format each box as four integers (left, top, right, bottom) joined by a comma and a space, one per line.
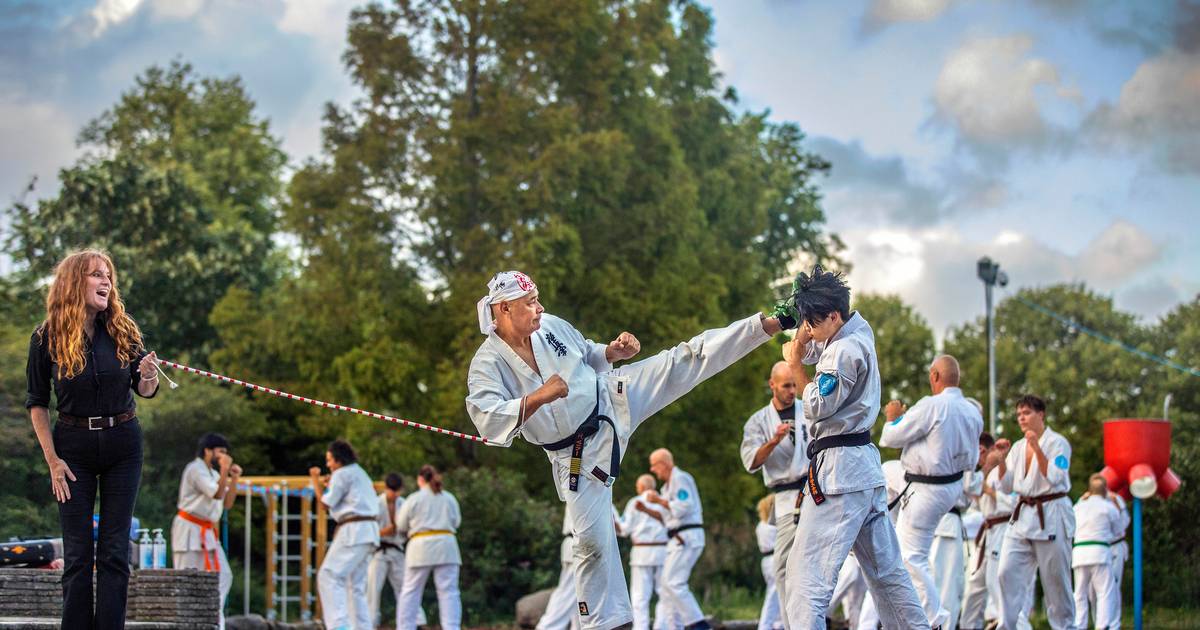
25, 249, 164, 629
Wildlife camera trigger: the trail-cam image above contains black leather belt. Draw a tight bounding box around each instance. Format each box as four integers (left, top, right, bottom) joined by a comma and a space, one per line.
806, 430, 873, 506
57, 409, 136, 430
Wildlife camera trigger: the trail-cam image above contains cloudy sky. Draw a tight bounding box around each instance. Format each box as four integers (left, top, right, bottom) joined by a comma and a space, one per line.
2, 0, 1197, 339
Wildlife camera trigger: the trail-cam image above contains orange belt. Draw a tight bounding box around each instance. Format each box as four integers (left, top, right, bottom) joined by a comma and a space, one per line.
177, 510, 219, 572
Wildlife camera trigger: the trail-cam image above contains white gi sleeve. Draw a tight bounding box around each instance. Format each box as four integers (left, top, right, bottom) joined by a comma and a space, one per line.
740, 412, 770, 473
879, 396, 935, 448
800, 340, 823, 366
188, 463, 221, 499
1042, 435, 1071, 487
448, 492, 462, 529
321, 470, 348, 509
394, 494, 413, 536
998, 446, 1017, 494
668, 476, 696, 517
465, 356, 524, 447
802, 341, 862, 422
965, 469, 984, 500
557, 317, 612, 373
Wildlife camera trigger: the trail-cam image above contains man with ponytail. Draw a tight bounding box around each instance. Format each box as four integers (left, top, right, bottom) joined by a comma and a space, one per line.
395, 465, 463, 630
26, 249, 166, 629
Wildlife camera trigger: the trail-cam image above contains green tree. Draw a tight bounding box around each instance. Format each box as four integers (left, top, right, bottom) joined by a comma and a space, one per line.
6, 61, 286, 359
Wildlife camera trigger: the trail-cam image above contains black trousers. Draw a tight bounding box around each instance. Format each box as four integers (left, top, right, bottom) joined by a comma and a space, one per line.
53, 418, 143, 630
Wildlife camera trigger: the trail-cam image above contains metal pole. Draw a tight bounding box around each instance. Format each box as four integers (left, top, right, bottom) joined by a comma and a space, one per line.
987, 282, 997, 435
244, 487, 251, 617
1133, 497, 1143, 630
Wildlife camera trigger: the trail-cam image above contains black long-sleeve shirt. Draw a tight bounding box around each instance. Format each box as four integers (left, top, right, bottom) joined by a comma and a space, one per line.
26, 314, 157, 417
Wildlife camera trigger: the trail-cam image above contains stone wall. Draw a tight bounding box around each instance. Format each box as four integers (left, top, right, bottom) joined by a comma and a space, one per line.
0, 568, 218, 629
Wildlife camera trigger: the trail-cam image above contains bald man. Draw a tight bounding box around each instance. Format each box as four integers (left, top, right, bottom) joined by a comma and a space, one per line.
740, 361, 810, 629
880, 355, 984, 629
617, 474, 670, 630
1072, 474, 1124, 630
647, 449, 707, 630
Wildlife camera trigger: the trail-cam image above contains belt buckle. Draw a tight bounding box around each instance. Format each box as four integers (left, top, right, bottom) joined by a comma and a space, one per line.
87, 416, 110, 430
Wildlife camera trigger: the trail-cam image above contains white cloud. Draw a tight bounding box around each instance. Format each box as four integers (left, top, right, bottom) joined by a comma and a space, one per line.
277, 0, 357, 47
1086, 49, 1200, 174
1077, 220, 1161, 289
0, 98, 79, 202
90, 0, 144, 37
864, 0, 957, 32
931, 35, 1074, 154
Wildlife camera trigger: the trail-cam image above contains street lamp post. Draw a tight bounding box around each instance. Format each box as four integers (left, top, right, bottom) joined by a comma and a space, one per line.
977, 257, 1007, 436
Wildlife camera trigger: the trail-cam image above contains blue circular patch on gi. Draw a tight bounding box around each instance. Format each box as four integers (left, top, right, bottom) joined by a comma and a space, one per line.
677, 489, 689, 500
817, 373, 838, 396
1054, 455, 1069, 470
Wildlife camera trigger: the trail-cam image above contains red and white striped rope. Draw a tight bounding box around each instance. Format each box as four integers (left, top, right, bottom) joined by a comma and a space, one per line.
158, 359, 496, 445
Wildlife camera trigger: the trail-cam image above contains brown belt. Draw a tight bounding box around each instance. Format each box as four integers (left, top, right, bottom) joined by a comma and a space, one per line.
57, 409, 136, 430
973, 514, 1012, 572
633, 541, 667, 547
336, 514, 376, 526
1013, 492, 1069, 531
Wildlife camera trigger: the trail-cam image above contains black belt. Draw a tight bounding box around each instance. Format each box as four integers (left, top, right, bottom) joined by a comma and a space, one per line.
887, 470, 965, 512
667, 523, 703, 545
769, 476, 807, 492
378, 540, 405, 553
806, 430, 873, 506
949, 506, 962, 517
538, 384, 619, 492
762, 549, 774, 557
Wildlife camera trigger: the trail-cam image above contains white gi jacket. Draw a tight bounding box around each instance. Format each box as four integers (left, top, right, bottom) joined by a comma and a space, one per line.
998, 427, 1075, 540
797, 313, 885, 496
396, 488, 462, 567
466, 314, 626, 499
375, 492, 408, 550
1071, 496, 1123, 568
662, 467, 703, 536
617, 492, 668, 566
980, 466, 1016, 519
756, 521, 777, 554
740, 402, 809, 520
171, 458, 223, 551
323, 463, 380, 546
879, 387, 982, 477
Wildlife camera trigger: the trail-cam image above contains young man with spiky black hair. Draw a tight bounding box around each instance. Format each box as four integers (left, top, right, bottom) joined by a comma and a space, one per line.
778, 266, 928, 630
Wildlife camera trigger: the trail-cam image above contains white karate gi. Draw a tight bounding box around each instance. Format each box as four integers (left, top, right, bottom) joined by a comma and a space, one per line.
1109, 494, 1130, 630
756, 520, 783, 630
880, 387, 983, 629
829, 553, 865, 630
1072, 496, 1123, 629
539, 511, 581, 630
786, 314, 927, 630
617, 493, 670, 630
367, 492, 425, 627
741, 400, 809, 630
395, 488, 462, 630
467, 312, 771, 630
929, 471, 982, 630
659, 467, 706, 628
171, 459, 232, 630
318, 463, 381, 630
996, 428, 1076, 630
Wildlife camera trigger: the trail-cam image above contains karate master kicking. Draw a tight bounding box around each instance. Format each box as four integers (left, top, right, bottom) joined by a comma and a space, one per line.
466, 271, 789, 630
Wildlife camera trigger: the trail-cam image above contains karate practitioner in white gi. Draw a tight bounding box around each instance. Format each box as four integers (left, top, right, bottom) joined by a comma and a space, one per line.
1109, 494, 1130, 629
539, 510, 582, 630
740, 361, 809, 629
395, 465, 463, 630
755, 495, 783, 630
368, 472, 425, 628
959, 434, 1007, 630
647, 449, 708, 630
1072, 474, 1124, 630
880, 355, 984, 629
995, 395, 1076, 630
780, 266, 926, 630
310, 440, 380, 630
171, 433, 240, 630
466, 270, 791, 630
617, 474, 670, 630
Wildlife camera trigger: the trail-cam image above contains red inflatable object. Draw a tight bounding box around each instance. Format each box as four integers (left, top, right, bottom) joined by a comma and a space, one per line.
1102, 418, 1180, 500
